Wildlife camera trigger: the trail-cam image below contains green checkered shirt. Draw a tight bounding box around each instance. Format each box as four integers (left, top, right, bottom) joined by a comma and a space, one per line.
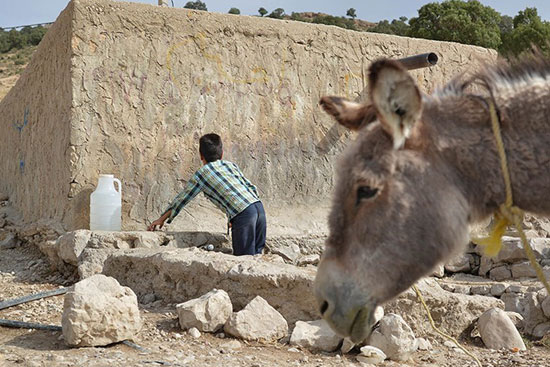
163, 160, 260, 223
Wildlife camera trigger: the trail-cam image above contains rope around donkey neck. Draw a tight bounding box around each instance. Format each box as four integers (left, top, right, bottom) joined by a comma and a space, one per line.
473, 100, 550, 295
413, 99, 550, 367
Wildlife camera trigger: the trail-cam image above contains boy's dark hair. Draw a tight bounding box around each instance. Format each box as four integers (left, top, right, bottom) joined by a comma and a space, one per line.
199, 133, 223, 162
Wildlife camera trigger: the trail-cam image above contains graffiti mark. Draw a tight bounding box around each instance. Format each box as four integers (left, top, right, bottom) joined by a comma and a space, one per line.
13, 107, 29, 134
19, 159, 25, 174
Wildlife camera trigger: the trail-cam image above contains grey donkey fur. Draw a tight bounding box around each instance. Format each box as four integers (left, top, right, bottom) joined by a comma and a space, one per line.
314, 53, 550, 342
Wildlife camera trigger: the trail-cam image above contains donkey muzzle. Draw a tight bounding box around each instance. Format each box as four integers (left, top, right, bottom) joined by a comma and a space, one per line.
314, 256, 377, 343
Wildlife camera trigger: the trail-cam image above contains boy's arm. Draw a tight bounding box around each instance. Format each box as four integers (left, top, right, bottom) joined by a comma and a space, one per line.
149, 173, 203, 231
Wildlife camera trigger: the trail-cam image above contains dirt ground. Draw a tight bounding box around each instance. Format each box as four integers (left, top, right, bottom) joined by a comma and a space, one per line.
1, 242, 549, 367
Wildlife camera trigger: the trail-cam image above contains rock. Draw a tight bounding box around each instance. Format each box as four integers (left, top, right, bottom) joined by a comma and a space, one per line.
385, 278, 503, 338
471, 285, 491, 295
505, 312, 524, 329
103, 248, 318, 325
224, 296, 288, 342
445, 254, 472, 273
176, 289, 232, 332
478, 308, 526, 351
0, 233, 18, 249
453, 284, 471, 294
289, 320, 342, 352
542, 296, 550, 318
532, 322, 550, 339
142, 293, 156, 305
340, 338, 355, 353
368, 314, 417, 361
56, 230, 92, 266
501, 293, 522, 313
491, 237, 549, 263
478, 256, 493, 277
489, 266, 512, 281
62, 274, 142, 347
357, 346, 386, 365
507, 285, 528, 294
188, 327, 201, 338
267, 242, 301, 263
220, 340, 241, 351
431, 264, 445, 278
416, 337, 432, 351
373, 306, 385, 324
296, 254, 320, 267
521, 292, 548, 336
491, 283, 507, 297
78, 248, 116, 279
511, 262, 537, 279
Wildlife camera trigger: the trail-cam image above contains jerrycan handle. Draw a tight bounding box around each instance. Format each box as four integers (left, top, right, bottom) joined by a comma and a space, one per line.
114, 178, 122, 195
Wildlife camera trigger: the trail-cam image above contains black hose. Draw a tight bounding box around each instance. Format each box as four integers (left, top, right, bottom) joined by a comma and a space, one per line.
0, 287, 69, 310
0, 318, 62, 331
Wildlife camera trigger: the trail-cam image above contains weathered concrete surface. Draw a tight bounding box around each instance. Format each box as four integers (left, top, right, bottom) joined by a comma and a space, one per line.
0, 0, 496, 234
38, 229, 325, 280
102, 247, 503, 335
102, 247, 318, 325
0, 2, 73, 227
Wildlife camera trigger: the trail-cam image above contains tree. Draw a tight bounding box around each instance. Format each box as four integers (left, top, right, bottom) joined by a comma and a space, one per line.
311, 15, 356, 30
183, 1, 207, 11
258, 7, 268, 17
228, 7, 240, 15
500, 7, 550, 57
369, 16, 409, 36
268, 8, 285, 19
499, 15, 513, 34
408, 0, 502, 50
346, 8, 357, 19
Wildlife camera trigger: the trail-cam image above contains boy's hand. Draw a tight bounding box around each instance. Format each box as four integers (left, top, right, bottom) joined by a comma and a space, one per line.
147, 217, 166, 231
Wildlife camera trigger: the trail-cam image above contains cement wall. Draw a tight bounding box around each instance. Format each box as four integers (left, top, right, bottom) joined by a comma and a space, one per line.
0, 3, 74, 229
0, 0, 497, 234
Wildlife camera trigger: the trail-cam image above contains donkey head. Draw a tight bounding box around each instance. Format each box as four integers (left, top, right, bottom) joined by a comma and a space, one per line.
315, 60, 471, 342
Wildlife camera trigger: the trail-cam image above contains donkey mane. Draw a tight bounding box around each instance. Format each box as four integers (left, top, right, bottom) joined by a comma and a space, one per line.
434, 50, 550, 100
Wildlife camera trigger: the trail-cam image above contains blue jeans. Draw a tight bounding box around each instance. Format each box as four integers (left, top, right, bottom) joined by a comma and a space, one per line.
230, 201, 266, 256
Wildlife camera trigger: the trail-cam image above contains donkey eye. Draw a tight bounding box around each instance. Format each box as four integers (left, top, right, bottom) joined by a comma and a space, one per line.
357, 186, 379, 204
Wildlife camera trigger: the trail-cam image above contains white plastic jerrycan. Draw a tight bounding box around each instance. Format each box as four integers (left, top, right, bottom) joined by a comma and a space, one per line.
90, 174, 122, 231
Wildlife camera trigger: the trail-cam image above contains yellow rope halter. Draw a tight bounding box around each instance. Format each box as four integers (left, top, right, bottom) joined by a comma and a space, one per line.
472, 100, 550, 295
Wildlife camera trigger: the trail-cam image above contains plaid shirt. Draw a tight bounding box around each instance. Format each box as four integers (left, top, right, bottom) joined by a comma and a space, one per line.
163, 160, 260, 223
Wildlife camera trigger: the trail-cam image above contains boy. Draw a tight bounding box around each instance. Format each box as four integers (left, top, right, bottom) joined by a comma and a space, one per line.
147, 133, 266, 256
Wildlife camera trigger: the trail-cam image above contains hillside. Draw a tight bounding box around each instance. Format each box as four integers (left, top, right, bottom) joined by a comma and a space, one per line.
0, 46, 36, 100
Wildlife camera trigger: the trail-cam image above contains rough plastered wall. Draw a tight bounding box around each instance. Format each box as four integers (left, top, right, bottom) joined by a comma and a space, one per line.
0, 3, 74, 230
68, 0, 497, 234
2, 0, 497, 234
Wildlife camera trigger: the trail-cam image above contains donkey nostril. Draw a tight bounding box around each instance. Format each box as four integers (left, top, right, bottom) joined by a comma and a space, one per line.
395, 107, 406, 116
320, 301, 329, 316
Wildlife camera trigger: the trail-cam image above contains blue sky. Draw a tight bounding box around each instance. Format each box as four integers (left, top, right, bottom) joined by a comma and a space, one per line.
1, 0, 549, 28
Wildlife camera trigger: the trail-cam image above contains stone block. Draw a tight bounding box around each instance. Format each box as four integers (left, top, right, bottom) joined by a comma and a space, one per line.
368, 314, 417, 361
290, 320, 342, 352
62, 274, 141, 347
224, 296, 288, 342
478, 308, 526, 351
176, 289, 232, 332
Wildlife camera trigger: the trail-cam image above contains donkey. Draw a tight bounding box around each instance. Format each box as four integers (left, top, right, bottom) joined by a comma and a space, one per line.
314, 53, 550, 343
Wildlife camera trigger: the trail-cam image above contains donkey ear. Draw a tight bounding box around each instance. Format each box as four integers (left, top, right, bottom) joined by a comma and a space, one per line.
369, 59, 422, 149
319, 96, 377, 131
